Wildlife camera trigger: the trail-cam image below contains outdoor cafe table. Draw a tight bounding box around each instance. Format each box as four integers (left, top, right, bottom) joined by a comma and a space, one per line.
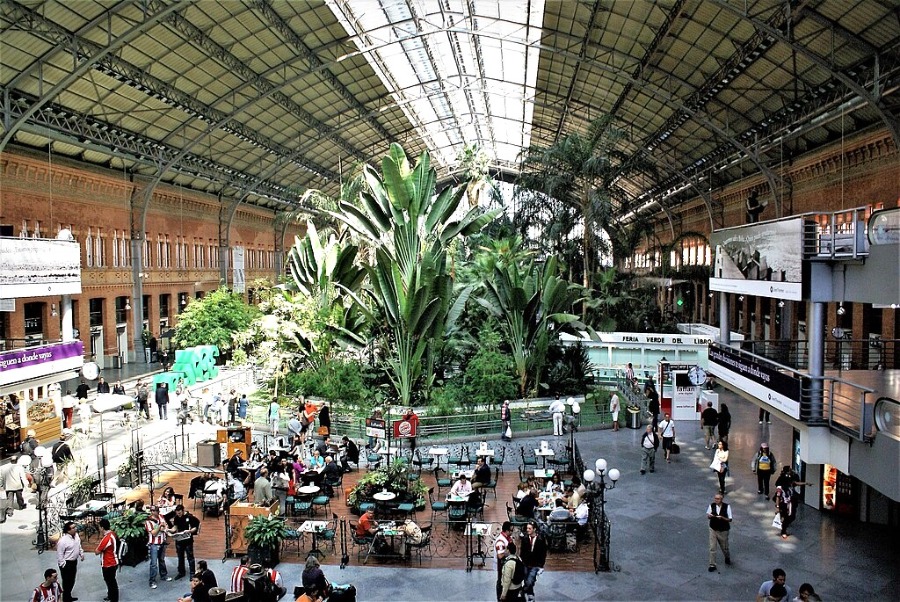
428, 447, 449, 472
364, 521, 405, 564
533, 469, 556, 479
298, 485, 320, 495
474, 448, 495, 459
535, 448, 555, 468
299, 520, 328, 558
74, 499, 112, 514
465, 522, 491, 571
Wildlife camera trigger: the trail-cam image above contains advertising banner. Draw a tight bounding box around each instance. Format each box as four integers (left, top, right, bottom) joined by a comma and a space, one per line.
0, 340, 84, 387
708, 344, 801, 419
365, 417, 385, 440
0, 238, 82, 298
710, 218, 806, 301
393, 418, 418, 439
672, 371, 699, 421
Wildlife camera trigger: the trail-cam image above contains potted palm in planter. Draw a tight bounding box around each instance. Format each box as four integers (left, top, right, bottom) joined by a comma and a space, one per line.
110, 509, 149, 566
244, 514, 287, 568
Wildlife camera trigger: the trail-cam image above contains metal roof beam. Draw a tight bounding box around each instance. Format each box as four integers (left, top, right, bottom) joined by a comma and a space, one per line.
0, 0, 188, 153
464, 0, 498, 155
146, 0, 367, 163
712, 0, 900, 150
250, 0, 396, 145
553, 0, 605, 142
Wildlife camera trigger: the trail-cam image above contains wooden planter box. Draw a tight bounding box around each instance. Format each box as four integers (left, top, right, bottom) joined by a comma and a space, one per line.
21, 417, 61, 444
228, 501, 280, 556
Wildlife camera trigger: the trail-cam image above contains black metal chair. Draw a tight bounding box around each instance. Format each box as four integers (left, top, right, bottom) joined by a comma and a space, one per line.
434, 467, 452, 496
428, 487, 448, 527
408, 524, 433, 565
521, 447, 537, 468
483, 466, 499, 500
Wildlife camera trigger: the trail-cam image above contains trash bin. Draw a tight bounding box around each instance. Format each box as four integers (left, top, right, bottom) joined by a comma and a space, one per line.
197, 440, 221, 467
626, 406, 641, 429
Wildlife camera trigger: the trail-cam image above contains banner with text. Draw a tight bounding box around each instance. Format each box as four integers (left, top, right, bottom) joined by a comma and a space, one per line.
0, 238, 82, 298
0, 340, 84, 387
708, 345, 801, 419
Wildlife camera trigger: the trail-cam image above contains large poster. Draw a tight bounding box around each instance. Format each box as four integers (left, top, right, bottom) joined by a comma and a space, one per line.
710, 218, 806, 301
708, 344, 802, 419
0, 238, 82, 297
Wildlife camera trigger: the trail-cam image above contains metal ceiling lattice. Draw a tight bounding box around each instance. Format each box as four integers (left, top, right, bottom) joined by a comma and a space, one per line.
1, 0, 897, 226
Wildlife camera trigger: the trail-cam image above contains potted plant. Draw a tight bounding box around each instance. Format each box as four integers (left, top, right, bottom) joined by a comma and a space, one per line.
117, 456, 136, 488
244, 514, 288, 568
110, 509, 149, 566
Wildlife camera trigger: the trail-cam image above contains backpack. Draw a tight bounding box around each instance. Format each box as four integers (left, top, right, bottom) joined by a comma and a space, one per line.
505, 556, 526, 586
137, 387, 149, 402
116, 536, 128, 563
758, 454, 771, 471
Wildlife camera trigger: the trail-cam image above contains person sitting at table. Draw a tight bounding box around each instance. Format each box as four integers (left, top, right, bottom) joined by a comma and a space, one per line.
356, 507, 378, 539
202, 479, 226, 514
226, 473, 246, 503
514, 482, 530, 501
472, 457, 491, 490
264, 450, 281, 475
340, 436, 360, 473
158, 486, 178, 524
225, 449, 246, 480
322, 456, 341, 497
516, 489, 540, 520
544, 473, 563, 493
247, 443, 264, 464
253, 468, 273, 505
398, 518, 424, 558
548, 498, 573, 522
448, 473, 473, 498
308, 449, 325, 469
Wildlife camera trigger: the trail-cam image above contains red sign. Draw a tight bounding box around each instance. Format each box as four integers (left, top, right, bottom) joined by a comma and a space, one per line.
393, 418, 417, 439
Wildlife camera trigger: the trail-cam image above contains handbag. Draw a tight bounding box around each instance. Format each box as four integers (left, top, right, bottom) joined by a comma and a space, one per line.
772, 513, 782, 529
670, 442, 680, 455
317, 426, 330, 436
710, 458, 721, 472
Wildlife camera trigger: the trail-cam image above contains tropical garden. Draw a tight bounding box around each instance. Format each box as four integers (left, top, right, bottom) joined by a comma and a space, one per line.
174, 117, 698, 418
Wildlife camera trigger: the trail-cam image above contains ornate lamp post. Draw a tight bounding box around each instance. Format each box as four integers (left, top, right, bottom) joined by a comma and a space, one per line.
583, 458, 620, 572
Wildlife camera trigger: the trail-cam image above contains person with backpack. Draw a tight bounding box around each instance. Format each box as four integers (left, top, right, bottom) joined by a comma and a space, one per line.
497, 541, 525, 601
751, 442, 777, 497
94, 518, 119, 602
135, 380, 151, 420
518, 521, 547, 602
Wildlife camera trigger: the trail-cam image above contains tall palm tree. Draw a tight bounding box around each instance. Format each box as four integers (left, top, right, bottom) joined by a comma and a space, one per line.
516, 115, 650, 291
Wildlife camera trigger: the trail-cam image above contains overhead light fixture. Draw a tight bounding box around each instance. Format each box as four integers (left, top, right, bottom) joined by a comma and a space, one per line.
837, 302, 846, 316
778, 300, 785, 308
125, 300, 131, 311
51, 303, 58, 317
738, 295, 744, 302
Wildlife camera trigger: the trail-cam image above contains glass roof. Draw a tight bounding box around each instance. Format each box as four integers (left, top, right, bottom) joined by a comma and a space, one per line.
327, 0, 543, 170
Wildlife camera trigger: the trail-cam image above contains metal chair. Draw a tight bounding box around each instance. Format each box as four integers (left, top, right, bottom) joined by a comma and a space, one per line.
311, 494, 331, 517
546, 521, 570, 552
458, 445, 472, 469
447, 446, 462, 470
434, 467, 452, 496
412, 449, 434, 473
428, 487, 447, 527
521, 447, 537, 467
408, 524, 433, 565
349, 522, 373, 560
281, 518, 304, 556
482, 466, 499, 500
319, 513, 338, 553
495, 445, 507, 474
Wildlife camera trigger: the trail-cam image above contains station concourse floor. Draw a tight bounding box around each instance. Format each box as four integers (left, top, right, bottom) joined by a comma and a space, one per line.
1, 387, 897, 601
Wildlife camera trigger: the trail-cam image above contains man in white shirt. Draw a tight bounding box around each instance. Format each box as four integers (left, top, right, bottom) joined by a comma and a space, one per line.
609, 393, 620, 432
61, 390, 78, 430
548, 396, 566, 436
448, 474, 473, 497
574, 501, 589, 526
659, 413, 676, 462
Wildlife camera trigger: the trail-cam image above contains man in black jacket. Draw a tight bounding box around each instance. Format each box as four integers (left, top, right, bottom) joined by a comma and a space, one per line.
340, 436, 359, 472
155, 383, 170, 420
518, 522, 546, 601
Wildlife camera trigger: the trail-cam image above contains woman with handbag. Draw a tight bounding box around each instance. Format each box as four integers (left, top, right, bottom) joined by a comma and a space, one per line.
711, 440, 729, 494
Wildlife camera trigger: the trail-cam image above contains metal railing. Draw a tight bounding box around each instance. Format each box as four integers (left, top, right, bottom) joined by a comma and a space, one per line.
740, 338, 899, 371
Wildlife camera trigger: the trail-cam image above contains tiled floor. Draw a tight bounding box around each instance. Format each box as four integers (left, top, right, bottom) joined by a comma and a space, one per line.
2, 386, 898, 601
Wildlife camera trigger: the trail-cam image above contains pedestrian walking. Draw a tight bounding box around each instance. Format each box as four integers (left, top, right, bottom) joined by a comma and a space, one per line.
711, 440, 730, 494
496, 542, 525, 601
751, 442, 777, 497
640, 424, 659, 474
609, 392, 620, 432
2, 455, 31, 518
155, 383, 170, 420
61, 391, 77, 430
706, 492, 732, 571
135, 380, 151, 420
56, 521, 85, 602
94, 518, 119, 602
659, 413, 676, 462
756, 568, 793, 602
30, 568, 63, 602
518, 522, 546, 602
500, 400, 512, 441
701, 401, 719, 449
548, 395, 566, 437
717, 403, 732, 444
238, 393, 249, 420
268, 397, 280, 437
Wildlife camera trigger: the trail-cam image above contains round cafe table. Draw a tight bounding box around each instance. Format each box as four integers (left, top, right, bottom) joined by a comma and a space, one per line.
298, 485, 320, 495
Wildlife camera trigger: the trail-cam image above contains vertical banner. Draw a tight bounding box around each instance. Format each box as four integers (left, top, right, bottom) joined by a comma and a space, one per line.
232, 246, 245, 293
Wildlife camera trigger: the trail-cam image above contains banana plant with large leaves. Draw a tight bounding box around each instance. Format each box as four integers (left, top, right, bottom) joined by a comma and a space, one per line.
329, 143, 498, 407
281, 220, 368, 365
477, 255, 584, 398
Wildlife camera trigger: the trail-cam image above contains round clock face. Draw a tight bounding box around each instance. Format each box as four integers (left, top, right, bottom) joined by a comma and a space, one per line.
688, 366, 707, 386
81, 361, 99, 381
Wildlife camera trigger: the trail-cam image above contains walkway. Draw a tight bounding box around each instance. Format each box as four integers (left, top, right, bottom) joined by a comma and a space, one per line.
1, 387, 897, 600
